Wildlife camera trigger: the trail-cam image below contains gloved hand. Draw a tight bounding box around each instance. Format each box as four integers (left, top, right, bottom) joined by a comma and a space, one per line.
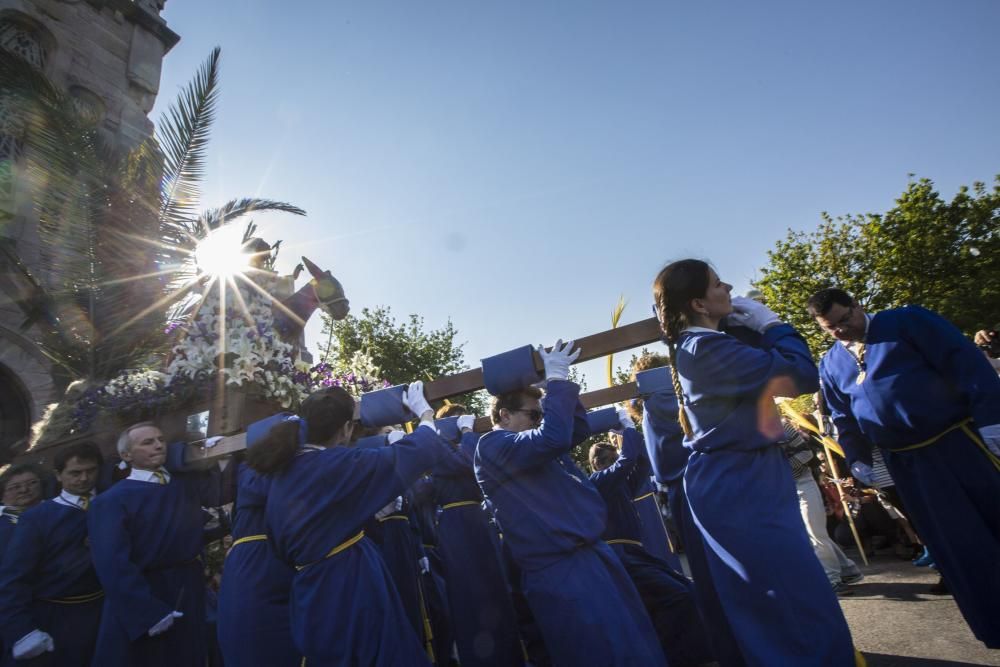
418, 556, 430, 575
615, 408, 635, 432
375, 497, 402, 520
457, 415, 475, 432
148, 611, 183, 637
538, 339, 581, 381
726, 296, 781, 333
203, 436, 224, 448
12, 629, 54, 659
403, 381, 433, 419
850, 461, 876, 487
386, 430, 405, 445
978, 424, 1000, 457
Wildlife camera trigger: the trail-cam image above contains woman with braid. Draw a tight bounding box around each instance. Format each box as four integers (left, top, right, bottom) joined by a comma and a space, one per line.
651, 259, 855, 667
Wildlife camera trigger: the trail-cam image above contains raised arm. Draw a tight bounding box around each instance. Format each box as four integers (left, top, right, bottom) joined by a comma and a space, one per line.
589, 424, 642, 492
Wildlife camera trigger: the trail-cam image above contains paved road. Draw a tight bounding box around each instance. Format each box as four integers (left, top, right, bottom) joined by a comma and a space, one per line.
839, 556, 999, 666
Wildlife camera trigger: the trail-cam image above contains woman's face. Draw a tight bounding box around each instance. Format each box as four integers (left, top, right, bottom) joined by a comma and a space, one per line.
692, 269, 733, 322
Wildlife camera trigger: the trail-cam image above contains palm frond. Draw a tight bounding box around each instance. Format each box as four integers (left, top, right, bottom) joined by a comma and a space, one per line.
606, 295, 627, 387
188, 198, 306, 241
157, 47, 221, 234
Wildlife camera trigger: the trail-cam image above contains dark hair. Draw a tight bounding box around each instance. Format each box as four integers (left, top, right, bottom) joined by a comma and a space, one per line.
588, 441, 618, 473
652, 259, 711, 436
436, 403, 467, 419
245, 387, 355, 474
0, 463, 44, 497
490, 387, 543, 425
54, 442, 104, 473
806, 288, 854, 318
626, 352, 670, 422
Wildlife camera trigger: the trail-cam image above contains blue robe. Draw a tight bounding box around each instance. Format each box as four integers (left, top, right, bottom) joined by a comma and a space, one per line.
678, 324, 854, 667
819, 306, 1000, 647
643, 379, 746, 667
475, 379, 666, 667
0, 501, 102, 667
590, 428, 713, 667
407, 476, 454, 666
88, 453, 226, 667
434, 431, 523, 666
216, 464, 298, 666
366, 502, 432, 660
265, 426, 449, 666
632, 480, 682, 571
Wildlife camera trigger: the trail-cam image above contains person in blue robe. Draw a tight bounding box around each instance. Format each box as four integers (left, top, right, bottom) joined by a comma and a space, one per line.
88, 422, 229, 667
0, 465, 45, 558
588, 415, 714, 667
365, 491, 434, 661
216, 462, 299, 666
407, 474, 454, 666
810, 288, 1000, 648
475, 340, 666, 667
249, 383, 452, 666
632, 479, 682, 570
640, 372, 746, 667
653, 260, 855, 667
0, 444, 103, 666
432, 409, 523, 667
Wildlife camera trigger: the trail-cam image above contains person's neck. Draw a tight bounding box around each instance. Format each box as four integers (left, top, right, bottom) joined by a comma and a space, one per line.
131, 464, 161, 472
687, 314, 720, 331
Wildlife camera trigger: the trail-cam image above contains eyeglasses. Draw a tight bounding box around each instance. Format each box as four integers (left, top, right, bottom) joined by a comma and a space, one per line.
4, 479, 40, 494
511, 408, 544, 422
819, 305, 854, 333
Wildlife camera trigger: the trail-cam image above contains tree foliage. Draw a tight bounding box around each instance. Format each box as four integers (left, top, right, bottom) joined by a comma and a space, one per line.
754, 176, 1000, 356
317, 306, 487, 414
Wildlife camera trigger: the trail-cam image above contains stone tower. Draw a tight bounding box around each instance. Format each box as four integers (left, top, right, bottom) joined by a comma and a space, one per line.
0, 0, 179, 461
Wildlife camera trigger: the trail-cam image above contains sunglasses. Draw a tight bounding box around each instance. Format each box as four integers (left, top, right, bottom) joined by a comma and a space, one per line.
511, 408, 544, 422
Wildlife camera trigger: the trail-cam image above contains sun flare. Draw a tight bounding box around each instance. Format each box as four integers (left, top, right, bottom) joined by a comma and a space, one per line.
194, 225, 252, 279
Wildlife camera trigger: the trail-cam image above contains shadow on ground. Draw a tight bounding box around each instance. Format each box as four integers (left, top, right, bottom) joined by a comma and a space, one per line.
865, 654, 994, 667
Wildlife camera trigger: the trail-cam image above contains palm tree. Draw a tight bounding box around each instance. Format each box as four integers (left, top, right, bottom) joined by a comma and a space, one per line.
0, 47, 304, 450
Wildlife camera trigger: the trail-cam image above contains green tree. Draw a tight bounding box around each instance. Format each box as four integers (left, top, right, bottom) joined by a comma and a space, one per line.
317, 306, 488, 414
754, 176, 1000, 356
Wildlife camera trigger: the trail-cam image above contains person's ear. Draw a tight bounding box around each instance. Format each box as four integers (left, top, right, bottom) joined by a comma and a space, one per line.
120, 448, 133, 463
689, 297, 708, 317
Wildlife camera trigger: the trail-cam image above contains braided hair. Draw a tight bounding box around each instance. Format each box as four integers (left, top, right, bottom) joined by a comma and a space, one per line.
652, 259, 711, 438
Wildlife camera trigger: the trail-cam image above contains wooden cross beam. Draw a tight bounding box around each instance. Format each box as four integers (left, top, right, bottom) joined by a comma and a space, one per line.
185, 317, 663, 462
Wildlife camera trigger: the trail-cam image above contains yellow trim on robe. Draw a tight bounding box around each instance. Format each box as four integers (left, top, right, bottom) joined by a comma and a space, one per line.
606, 539, 644, 547
231, 534, 268, 548
42, 590, 104, 604
440, 500, 479, 510
377, 514, 409, 523
632, 491, 655, 502
295, 530, 366, 571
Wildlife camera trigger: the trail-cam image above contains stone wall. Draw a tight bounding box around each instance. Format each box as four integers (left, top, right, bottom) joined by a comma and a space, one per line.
0, 0, 178, 458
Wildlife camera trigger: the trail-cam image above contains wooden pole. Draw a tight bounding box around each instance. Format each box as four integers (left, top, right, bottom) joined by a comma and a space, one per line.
185, 319, 662, 462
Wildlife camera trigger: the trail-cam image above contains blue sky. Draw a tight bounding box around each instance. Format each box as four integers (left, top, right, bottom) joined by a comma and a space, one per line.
154, 0, 1000, 386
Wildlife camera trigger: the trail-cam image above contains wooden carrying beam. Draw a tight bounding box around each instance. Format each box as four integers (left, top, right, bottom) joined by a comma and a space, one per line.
185, 318, 662, 462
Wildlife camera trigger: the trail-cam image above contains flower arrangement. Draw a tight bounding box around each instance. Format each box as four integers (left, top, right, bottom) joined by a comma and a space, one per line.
66, 273, 386, 434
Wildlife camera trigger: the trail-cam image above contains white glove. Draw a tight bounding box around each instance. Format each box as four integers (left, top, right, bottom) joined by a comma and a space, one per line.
418, 556, 430, 575
203, 436, 224, 449
457, 415, 475, 432
615, 408, 635, 432
726, 296, 781, 333
387, 430, 405, 445
850, 461, 876, 487
374, 497, 400, 520
978, 424, 1000, 457
538, 339, 581, 381
148, 611, 183, 637
403, 381, 433, 418
12, 629, 54, 659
